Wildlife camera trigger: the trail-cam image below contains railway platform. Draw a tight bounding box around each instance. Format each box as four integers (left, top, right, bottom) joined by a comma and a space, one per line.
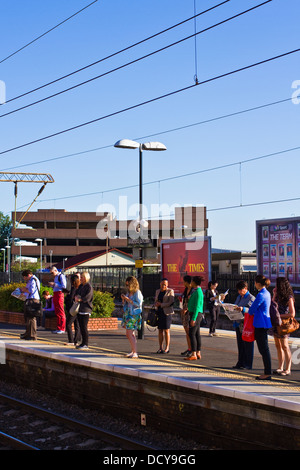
0, 321, 300, 450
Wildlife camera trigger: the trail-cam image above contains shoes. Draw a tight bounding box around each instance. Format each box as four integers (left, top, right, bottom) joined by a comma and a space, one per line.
164, 350, 170, 354
273, 369, 291, 376
256, 375, 271, 381
76, 344, 89, 350
157, 349, 163, 354
20, 334, 36, 340
52, 330, 65, 334
184, 355, 197, 361
181, 350, 192, 357
196, 353, 201, 359
232, 365, 244, 369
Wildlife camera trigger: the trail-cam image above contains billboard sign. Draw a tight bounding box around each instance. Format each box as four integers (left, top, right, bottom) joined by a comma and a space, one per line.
161, 237, 211, 295
256, 217, 300, 285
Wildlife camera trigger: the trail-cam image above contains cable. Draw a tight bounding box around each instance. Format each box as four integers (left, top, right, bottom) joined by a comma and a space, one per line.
0, 1, 99, 64
37, 144, 300, 203
0, 96, 292, 171
0, 1, 271, 119
207, 197, 300, 212
4, 1, 230, 105
0, 46, 297, 157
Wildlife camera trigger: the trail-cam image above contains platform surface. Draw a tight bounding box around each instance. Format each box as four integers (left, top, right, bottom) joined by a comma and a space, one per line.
1, 322, 300, 413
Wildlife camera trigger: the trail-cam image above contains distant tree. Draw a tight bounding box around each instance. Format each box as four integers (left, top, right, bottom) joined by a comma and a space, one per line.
0, 212, 12, 248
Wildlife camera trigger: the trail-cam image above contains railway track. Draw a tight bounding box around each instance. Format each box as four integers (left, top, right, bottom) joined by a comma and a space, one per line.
0, 392, 157, 451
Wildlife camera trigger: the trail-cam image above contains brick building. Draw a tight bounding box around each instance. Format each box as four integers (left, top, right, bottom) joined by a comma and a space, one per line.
11, 206, 208, 266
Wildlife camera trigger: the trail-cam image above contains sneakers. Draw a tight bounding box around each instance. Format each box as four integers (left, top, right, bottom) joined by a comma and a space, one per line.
52, 330, 65, 334
76, 344, 89, 350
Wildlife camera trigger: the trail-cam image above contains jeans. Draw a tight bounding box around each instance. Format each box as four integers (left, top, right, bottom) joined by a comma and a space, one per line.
254, 327, 272, 375
189, 314, 201, 352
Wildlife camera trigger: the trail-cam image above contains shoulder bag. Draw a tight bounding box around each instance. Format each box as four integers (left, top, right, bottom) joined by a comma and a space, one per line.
69, 301, 80, 317
277, 317, 299, 336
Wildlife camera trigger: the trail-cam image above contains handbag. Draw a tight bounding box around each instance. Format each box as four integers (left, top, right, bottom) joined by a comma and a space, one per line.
277, 317, 299, 336
242, 312, 255, 342
146, 307, 159, 327
24, 299, 43, 318
69, 301, 80, 316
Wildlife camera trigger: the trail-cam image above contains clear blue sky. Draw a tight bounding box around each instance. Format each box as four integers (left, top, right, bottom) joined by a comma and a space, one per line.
0, 0, 299, 252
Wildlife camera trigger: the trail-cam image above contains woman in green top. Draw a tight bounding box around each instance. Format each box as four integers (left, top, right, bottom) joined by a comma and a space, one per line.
185, 276, 204, 361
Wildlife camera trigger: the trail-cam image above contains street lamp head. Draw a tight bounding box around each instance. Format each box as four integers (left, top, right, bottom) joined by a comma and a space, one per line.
141, 142, 167, 151
114, 139, 140, 149
35, 238, 42, 242
114, 139, 167, 152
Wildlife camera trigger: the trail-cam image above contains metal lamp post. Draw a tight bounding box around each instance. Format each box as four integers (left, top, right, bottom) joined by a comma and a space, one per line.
35, 238, 43, 272
114, 139, 167, 339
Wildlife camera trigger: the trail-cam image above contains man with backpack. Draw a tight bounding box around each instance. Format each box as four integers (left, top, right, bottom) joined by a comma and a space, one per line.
49, 266, 67, 334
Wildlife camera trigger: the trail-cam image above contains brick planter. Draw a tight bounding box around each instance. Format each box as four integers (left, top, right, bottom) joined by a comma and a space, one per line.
0, 310, 118, 331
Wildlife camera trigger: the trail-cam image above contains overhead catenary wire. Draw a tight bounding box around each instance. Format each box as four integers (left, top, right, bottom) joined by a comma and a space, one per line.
0, 45, 298, 158
36, 144, 300, 203
0, 0, 99, 65
0, 1, 272, 120
3, 0, 230, 106
0, 95, 294, 171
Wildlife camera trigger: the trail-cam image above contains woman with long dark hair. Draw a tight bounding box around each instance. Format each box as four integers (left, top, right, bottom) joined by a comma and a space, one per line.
272, 277, 295, 376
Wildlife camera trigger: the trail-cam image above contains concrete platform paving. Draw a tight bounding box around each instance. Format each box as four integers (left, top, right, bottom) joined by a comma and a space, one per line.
1, 321, 300, 414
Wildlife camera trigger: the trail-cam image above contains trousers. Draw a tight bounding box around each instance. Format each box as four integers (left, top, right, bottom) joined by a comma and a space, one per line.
53, 291, 66, 331
254, 327, 272, 375
189, 314, 201, 352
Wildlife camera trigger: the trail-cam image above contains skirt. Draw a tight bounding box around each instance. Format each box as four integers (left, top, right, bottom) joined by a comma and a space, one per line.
122, 311, 142, 330
157, 307, 172, 330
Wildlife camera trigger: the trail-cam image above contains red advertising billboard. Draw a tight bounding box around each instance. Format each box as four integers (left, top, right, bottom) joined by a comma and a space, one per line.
161, 237, 211, 295
256, 217, 300, 285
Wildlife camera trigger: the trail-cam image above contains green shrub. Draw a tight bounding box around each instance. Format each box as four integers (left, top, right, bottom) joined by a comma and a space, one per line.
0, 282, 53, 313
91, 291, 115, 318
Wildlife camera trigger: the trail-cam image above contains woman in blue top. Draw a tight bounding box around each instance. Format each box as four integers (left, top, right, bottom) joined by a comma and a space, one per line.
248, 275, 272, 380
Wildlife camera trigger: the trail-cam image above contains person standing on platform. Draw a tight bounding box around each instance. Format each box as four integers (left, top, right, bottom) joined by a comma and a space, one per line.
154, 278, 174, 354
184, 276, 204, 361
233, 281, 255, 370
206, 281, 221, 336
65, 273, 82, 347
180, 275, 193, 357
20, 269, 41, 340
49, 266, 67, 334
272, 277, 295, 376
248, 275, 272, 380
75, 272, 93, 350
121, 276, 143, 358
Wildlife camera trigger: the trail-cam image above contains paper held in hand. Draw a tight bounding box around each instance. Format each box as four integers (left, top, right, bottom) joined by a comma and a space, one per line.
11, 288, 28, 301
217, 302, 244, 321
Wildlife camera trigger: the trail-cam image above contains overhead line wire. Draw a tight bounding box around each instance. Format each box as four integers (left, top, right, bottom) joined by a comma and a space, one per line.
3, 0, 230, 105
0, 95, 293, 171
37, 144, 300, 202
0, 45, 298, 157
0, 0, 99, 64
0, 1, 271, 119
